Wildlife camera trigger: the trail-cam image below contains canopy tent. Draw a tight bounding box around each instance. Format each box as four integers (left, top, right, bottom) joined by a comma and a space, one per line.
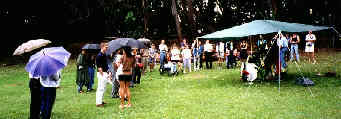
199, 20, 331, 93
199, 20, 330, 40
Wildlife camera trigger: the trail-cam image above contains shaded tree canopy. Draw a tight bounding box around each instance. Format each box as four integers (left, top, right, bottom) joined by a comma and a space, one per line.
0, 0, 340, 57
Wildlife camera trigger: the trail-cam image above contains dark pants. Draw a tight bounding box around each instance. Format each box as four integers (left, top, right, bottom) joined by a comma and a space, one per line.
29, 78, 41, 119
88, 67, 95, 90
40, 87, 56, 119
111, 79, 119, 97
205, 52, 213, 69
199, 54, 203, 69
132, 67, 142, 84
160, 52, 166, 69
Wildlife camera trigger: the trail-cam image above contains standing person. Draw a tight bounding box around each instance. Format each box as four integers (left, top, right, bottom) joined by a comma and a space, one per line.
182, 45, 192, 73
148, 44, 157, 72
192, 39, 200, 71
88, 55, 96, 91
240, 40, 248, 75
76, 49, 90, 93
95, 42, 110, 107
278, 33, 289, 71
159, 40, 168, 70
225, 41, 231, 69
40, 70, 61, 119
204, 40, 213, 69
132, 49, 142, 85
305, 30, 316, 63
117, 47, 136, 109
141, 48, 149, 74
217, 41, 225, 69
198, 41, 204, 70
180, 38, 188, 49
111, 50, 122, 98
290, 33, 300, 62
29, 73, 41, 119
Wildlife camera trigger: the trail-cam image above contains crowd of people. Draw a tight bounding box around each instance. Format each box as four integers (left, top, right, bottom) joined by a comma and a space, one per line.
28, 31, 318, 118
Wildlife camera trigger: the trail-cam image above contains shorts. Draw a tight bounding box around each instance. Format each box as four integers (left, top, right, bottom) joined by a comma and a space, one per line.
171, 60, 180, 63
118, 75, 132, 82
240, 49, 248, 60
218, 52, 224, 58
305, 43, 314, 52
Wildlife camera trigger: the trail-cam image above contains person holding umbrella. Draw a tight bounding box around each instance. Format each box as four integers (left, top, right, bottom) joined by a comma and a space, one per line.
117, 47, 136, 109
40, 70, 62, 119
95, 42, 111, 107
28, 73, 41, 119
25, 46, 70, 119
76, 49, 90, 93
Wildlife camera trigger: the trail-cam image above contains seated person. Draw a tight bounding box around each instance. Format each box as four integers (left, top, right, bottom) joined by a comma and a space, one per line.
164, 60, 177, 74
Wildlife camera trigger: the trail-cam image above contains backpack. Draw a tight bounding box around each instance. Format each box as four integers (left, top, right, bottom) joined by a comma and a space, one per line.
296, 77, 315, 87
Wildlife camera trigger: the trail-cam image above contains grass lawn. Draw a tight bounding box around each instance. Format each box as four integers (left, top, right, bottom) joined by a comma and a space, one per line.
0, 52, 341, 119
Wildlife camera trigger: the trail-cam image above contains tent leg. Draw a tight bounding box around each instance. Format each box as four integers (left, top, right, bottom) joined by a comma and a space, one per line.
278, 45, 281, 93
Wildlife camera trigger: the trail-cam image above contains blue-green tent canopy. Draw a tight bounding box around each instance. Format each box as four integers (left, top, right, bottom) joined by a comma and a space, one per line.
199, 20, 330, 40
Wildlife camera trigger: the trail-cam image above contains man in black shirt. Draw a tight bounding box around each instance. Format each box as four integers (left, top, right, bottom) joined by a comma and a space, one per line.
95, 42, 110, 107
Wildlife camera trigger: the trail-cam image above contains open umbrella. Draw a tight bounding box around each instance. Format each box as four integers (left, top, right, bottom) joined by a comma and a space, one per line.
25, 47, 71, 77
106, 38, 146, 55
82, 43, 100, 50
13, 39, 51, 56
137, 38, 151, 43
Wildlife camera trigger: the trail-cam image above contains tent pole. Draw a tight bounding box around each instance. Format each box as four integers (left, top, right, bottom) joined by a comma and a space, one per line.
278, 36, 281, 93
250, 36, 253, 55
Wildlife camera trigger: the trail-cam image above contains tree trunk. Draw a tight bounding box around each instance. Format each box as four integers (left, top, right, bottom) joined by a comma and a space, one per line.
142, 0, 148, 37
271, 0, 278, 19
184, 0, 196, 39
172, 0, 183, 43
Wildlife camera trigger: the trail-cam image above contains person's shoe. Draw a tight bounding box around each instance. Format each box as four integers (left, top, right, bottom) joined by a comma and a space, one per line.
96, 104, 104, 107
119, 104, 124, 109
102, 102, 107, 105
124, 104, 132, 108
112, 95, 119, 98
79, 91, 83, 93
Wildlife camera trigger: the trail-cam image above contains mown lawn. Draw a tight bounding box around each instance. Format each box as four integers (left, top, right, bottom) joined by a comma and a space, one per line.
0, 52, 341, 119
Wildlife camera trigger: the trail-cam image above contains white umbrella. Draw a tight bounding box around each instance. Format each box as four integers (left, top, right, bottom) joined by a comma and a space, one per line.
13, 39, 51, 56
137, 38, 151, 43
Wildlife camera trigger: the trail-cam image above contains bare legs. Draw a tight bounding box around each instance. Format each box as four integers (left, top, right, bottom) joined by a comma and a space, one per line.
119, 81, 125, 108
119, 80, 131, 109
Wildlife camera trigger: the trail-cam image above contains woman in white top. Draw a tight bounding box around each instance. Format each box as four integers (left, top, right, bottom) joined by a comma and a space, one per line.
305, 30, 316, 63
182, 45, 192, 73
217, 42, 225, 69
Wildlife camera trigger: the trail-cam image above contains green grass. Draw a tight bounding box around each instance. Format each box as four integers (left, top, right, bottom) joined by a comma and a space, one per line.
1, 52, 341, 119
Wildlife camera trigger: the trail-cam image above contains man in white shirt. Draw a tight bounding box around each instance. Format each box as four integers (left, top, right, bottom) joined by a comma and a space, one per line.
159, 40, 168, 69
305, 30, 316, 63
29, 73, 41, 119
204, 40, 213, 69
40, 70, 61, 119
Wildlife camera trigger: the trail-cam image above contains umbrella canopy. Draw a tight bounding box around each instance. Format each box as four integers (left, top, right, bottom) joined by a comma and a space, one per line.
200, 20, 330, 40
82, 43, 100, 50
106, 38, 146, 55
13, 39, 51, 56
137, 38, 151, 43
25, 47, 71, 77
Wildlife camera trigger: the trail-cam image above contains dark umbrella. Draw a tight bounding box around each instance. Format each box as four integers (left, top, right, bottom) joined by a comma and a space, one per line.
82, 44, 100, 50
106, 38, 146, 55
